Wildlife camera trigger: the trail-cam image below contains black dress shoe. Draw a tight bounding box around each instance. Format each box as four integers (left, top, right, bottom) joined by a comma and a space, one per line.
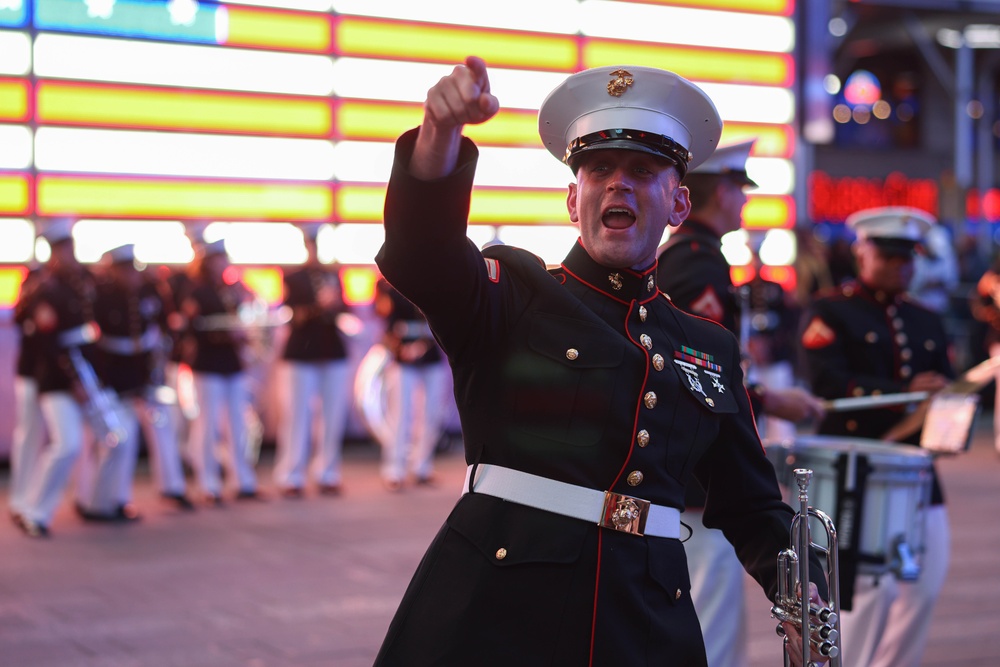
204, 493, 225, 507
162, 493, 196, 511
235, 489, 267, 501
318, 484, 342, 497
280, 487, 304, 499
19, 518, 49, 538
75, 503, 119, 523
115, 503, 143, 523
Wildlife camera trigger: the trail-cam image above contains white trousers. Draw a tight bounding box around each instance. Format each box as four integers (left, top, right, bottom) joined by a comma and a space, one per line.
684, 510, 749, 667
381, 361, 448, 483
75, 396, 139, 515
273, 360, 351, 489
838, 504, 950, 667
187, 372, 258, 496
9, 376, 45, 517
130, 395, 188, 497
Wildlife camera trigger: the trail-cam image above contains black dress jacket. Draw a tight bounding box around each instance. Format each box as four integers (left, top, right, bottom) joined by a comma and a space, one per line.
373, 130, 817, 667
800, 280, 952, 505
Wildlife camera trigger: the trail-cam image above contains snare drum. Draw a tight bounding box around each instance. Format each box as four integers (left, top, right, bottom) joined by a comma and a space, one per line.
767, 435, 933, 579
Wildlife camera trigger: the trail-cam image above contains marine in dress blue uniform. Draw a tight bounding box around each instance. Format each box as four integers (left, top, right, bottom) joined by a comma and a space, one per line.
181, 239, 260, 503
95, 244, 194, 511
273, 224, 352, 497
372, 58, 828, 667
16, 219, 135, 536
373, 279, 448, 490
8, 264, 47, 528
799, 206, 951, 667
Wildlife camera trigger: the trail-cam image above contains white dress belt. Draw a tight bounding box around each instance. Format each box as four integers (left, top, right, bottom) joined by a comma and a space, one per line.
464, 464, 681, 539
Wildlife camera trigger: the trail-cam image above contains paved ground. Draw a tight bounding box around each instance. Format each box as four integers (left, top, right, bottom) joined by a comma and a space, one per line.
2, 422, 999, 667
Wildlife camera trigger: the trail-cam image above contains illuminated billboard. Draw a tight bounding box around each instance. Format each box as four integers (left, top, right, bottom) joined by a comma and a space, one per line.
0, 0, 797, 270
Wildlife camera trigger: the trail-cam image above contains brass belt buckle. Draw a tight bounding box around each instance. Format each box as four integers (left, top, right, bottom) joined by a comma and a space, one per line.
600, 491, 651, 536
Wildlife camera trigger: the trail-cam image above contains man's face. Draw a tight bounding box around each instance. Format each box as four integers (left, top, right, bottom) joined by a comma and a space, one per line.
855, 240, 915, 294
716, 178, 749, 235
567, 149, 690, 270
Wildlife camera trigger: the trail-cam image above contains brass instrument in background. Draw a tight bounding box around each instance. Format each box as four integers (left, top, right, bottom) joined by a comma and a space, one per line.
772, 468, 842, 667
67, 346, 127, 449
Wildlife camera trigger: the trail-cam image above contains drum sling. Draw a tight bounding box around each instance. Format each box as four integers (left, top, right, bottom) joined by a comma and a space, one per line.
834, 451, 872, 611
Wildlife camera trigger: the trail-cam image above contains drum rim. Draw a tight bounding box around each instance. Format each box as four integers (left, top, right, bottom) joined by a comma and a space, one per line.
772, 435, 933, 466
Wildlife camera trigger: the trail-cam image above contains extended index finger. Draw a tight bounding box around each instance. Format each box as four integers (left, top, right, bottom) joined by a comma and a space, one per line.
465, 56, 490, 93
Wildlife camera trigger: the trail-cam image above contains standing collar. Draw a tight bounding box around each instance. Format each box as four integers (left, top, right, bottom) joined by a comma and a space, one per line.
560, 239, 660, 304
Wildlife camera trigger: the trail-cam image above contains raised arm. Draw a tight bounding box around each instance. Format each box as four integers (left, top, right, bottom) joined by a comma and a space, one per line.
410, 56, 499, 180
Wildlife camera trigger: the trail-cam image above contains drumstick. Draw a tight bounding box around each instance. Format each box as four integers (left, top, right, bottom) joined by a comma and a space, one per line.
821, 391, 929, 412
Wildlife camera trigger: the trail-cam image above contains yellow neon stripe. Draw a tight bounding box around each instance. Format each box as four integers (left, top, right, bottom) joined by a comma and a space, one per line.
341, 267, 378, 306
0, 174, 30, 215
583, 39, 791, 86
336, 100, 538, 147
226, 6, 331, 52
335, 16, 578, 70
720, 122, 793, 158
618, 0, 793, 15
38, 176, 333, 220
37, 82, 331, 136
0, 80, 29, 121
470, 189, 568, 224
335, 184, 385, 221
0, 267, 27, 309
240, 267, 283, 305
743, 195, 793, 229
336, 184, 567, 224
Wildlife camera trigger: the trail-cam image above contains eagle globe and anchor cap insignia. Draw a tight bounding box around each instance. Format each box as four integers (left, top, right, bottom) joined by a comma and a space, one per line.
607, 69, 634, 97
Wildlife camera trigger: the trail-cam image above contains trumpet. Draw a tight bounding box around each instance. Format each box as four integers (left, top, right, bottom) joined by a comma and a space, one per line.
67, 346, 128, 449
772, 468, 842, 667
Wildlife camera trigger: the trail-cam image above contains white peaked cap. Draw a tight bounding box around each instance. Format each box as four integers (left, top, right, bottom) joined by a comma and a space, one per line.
846, 206, 936, 243
538, 65, 722, 175
691, 139, 757, 187
107, 243, 136, 264
40, 217, 76, 245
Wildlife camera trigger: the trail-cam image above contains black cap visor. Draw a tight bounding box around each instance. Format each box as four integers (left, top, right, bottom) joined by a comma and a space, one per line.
565, 129, 691, 177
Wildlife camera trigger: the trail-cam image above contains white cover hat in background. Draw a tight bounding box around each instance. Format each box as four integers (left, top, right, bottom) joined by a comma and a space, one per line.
106, 243, 136, 265
538, 65, 722, 176
690, 139, 757, 187
847, 206, 936, 255
200, 238, 228, 258
39, 217, 76, 245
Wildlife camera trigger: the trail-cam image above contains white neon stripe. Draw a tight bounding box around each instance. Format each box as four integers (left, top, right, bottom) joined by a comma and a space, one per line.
330, 0, 580, 34
331, 57, 565, 110
759, 229, 796, 265
210, 222, 305, 264
698, 82, 795, 124
35, 127, 336, 180
328, 223, 384, 264
71, 219, 195, 264
34, 33, 336, 96
0, 31, 31, 76
331, 140, 574, 189
0, 124, 32, 169
497, 225, 578, 266
0, 218, 34, 263
746, 157, 794, 196
580, 0, 794, 53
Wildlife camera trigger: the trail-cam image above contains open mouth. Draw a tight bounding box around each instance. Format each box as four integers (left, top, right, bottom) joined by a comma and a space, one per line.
602, 207, 636, 230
